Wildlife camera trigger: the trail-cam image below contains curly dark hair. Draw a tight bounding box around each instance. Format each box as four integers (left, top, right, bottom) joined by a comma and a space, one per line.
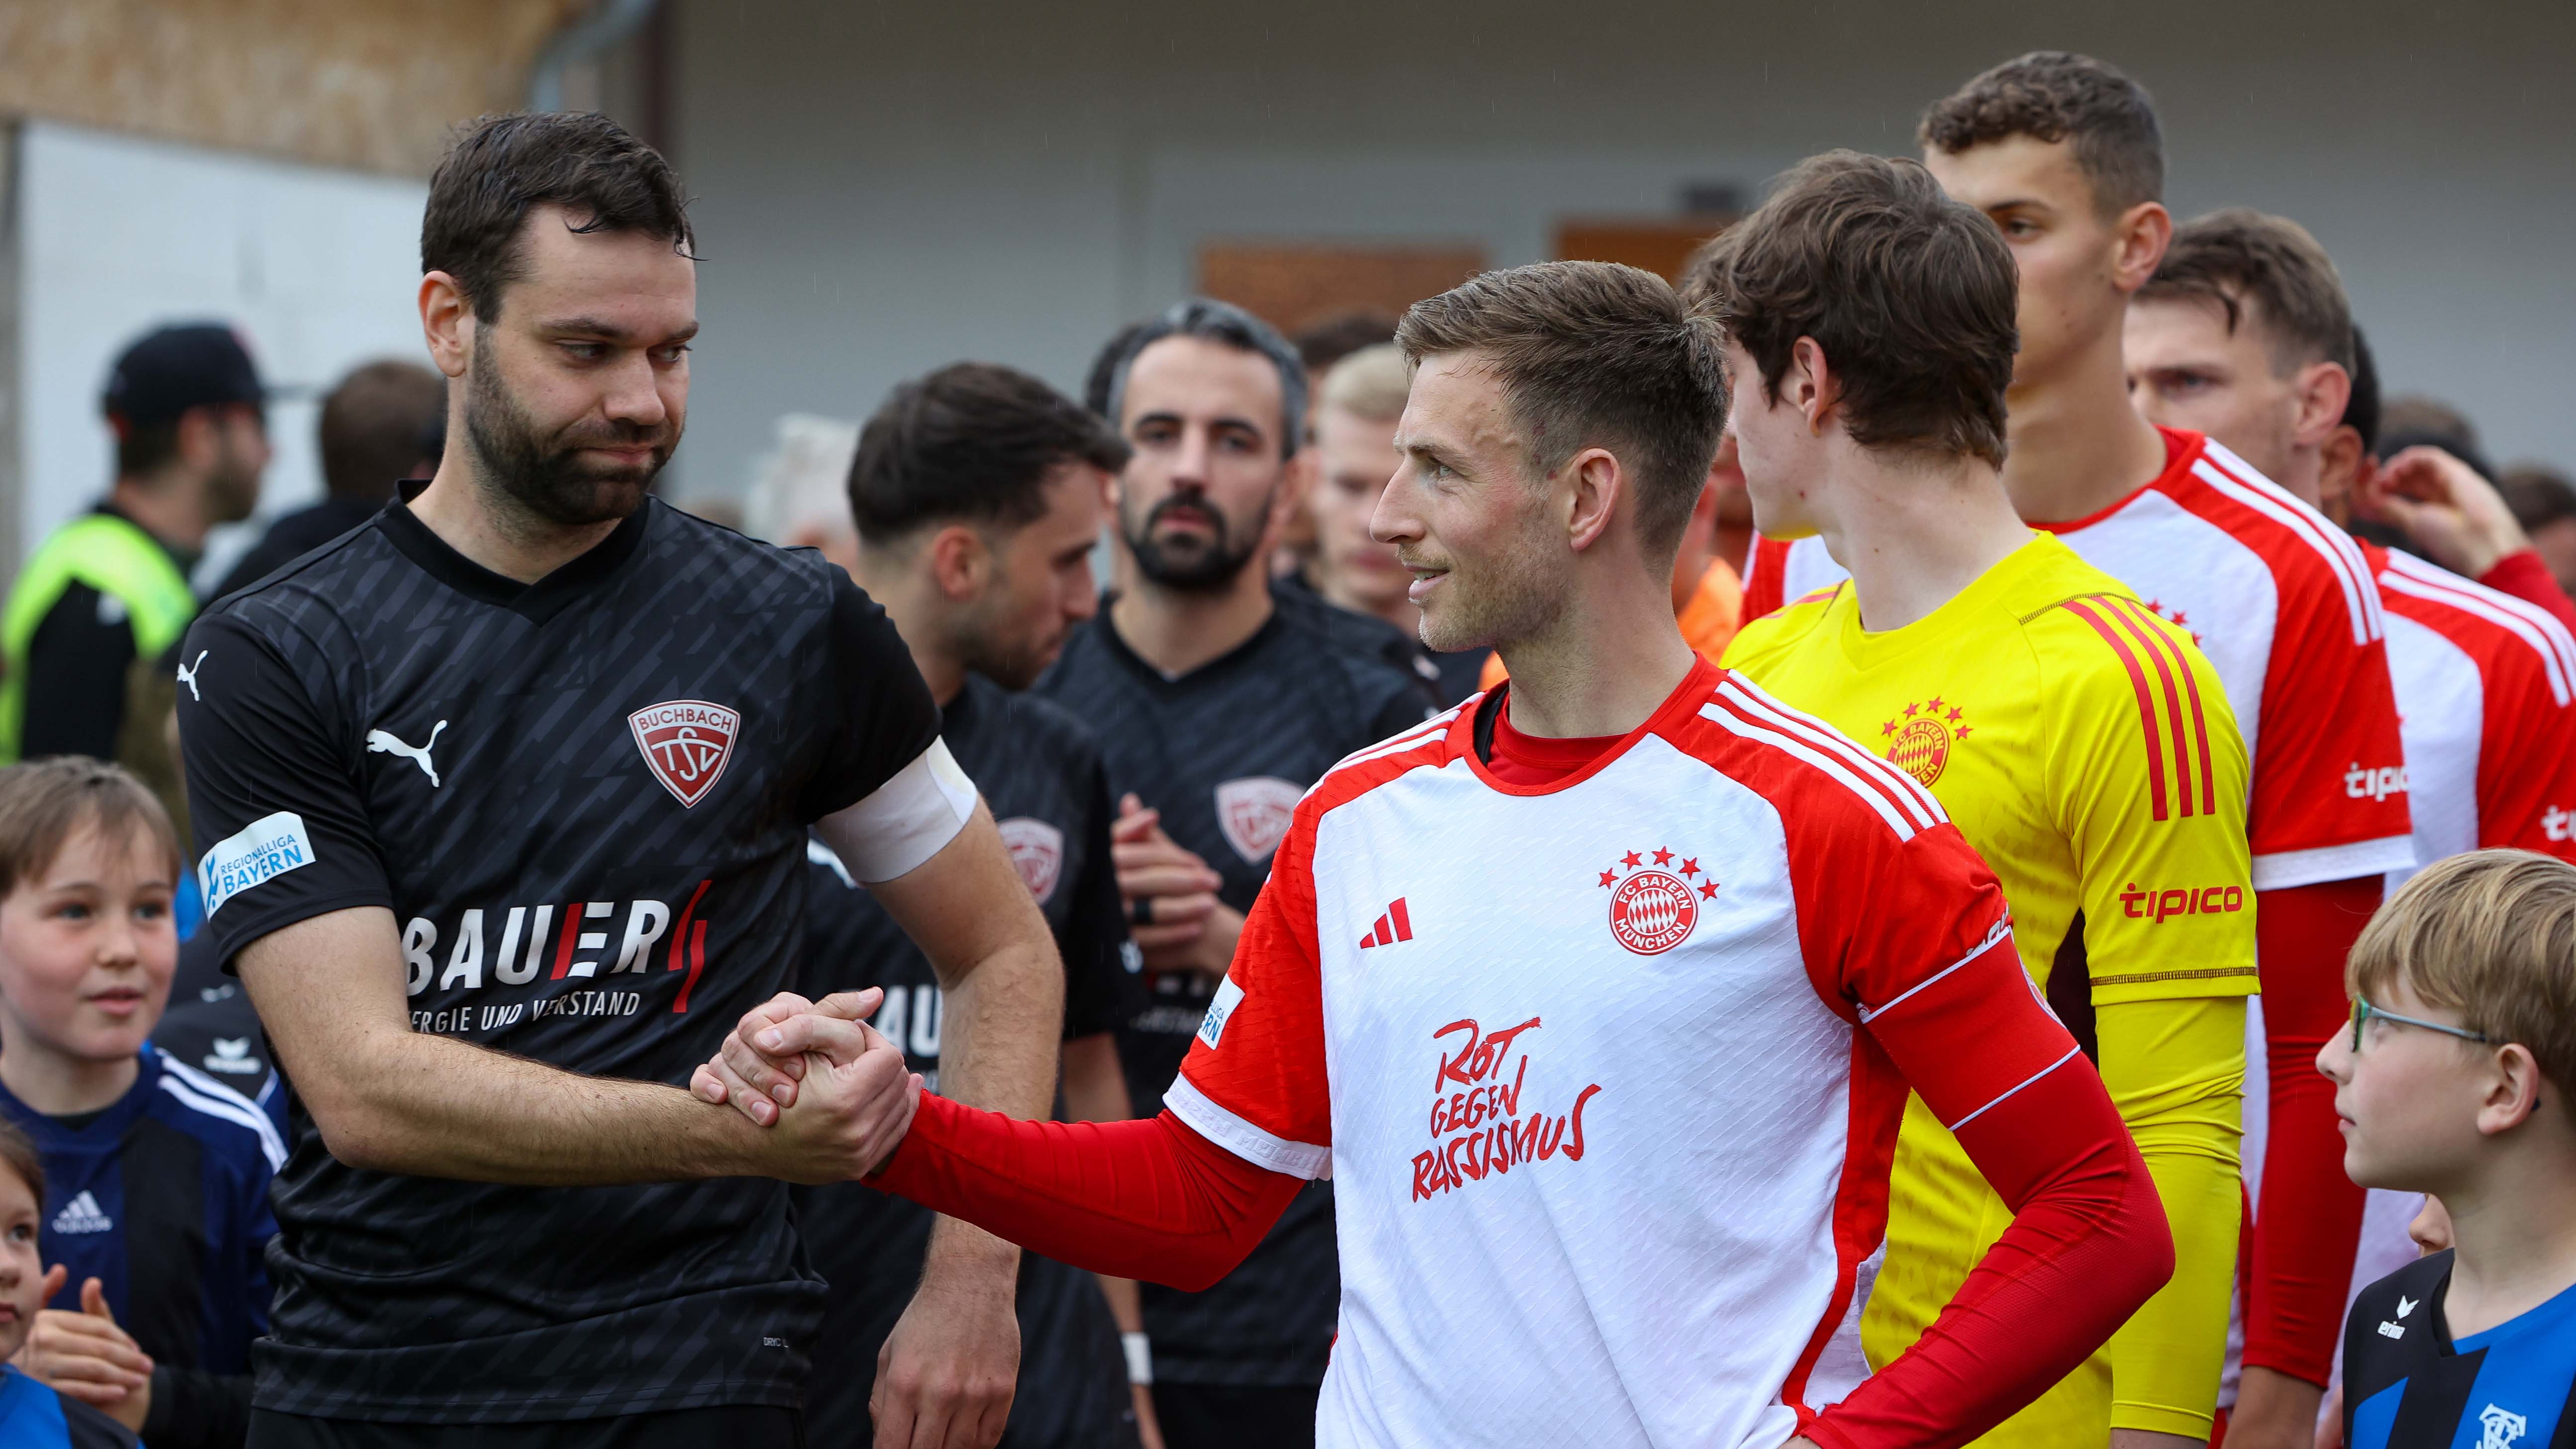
1920, 51, 2164, 215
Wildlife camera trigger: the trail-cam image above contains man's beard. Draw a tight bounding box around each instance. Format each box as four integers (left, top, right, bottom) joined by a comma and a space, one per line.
465, 332, 677, 528
1122, 486, 1267, 593
952, 599, 1061, 692
1413, 511, 1569, 655
205, 449, 261, 525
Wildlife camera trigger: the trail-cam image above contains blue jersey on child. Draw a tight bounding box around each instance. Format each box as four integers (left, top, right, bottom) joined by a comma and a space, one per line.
0, 1365, 137, 1447
0, 1051, 282, 1378
2344, 1249, 2576, 1449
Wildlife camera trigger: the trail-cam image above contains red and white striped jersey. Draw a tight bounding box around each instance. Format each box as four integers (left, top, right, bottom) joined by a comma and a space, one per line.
1168, 659, 2087, 1449
1744, 429, 2413, 891
2370, 544, 2576, 879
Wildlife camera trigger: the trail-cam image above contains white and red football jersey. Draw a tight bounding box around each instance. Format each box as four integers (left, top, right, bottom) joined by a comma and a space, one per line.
2371, 544, 2576, 883
1168, 660, 2083, 1449
1743, 429, 2413, 890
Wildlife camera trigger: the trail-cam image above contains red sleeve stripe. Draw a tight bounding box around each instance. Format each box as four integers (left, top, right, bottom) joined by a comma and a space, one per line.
2191, 444, 2381, 645
2061, 598, 2174, 822
1328, 704, 1468, 775
1943, 1045, 2083, 1132
2105, 596, 2221, 818
1855, 912, 2015, 1024
1699, 693, 1923, 841
1708, 676, 1949, 832
2380, 554, 2576, 705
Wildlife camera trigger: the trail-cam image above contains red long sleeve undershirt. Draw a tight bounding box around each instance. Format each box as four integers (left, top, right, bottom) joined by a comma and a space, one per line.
2478, 549, 2576, 632
873, 1063, 2169, 1449
2242, 875, 2381, 1385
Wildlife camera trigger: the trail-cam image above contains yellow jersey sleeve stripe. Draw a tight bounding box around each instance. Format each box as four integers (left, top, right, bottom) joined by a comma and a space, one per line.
2105, 596, 2223, 820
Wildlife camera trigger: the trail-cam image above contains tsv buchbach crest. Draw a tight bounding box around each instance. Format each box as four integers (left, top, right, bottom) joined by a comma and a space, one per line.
629, 700, 741, 808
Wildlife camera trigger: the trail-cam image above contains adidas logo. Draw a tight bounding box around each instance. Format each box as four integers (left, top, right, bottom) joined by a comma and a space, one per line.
202, 1038, 262, 1075
1358, 898, 1414, 950
51, 1191, 112, 1236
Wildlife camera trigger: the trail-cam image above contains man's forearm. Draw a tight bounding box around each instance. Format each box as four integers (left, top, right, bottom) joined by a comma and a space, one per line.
319, 1028, 786, 1184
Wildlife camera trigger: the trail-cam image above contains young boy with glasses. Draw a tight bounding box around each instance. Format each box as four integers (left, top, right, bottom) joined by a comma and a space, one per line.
2322, 849, 2576, 1448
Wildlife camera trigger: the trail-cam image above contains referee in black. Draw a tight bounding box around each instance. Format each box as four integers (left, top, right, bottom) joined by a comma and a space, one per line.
176, 113, 1058, 1449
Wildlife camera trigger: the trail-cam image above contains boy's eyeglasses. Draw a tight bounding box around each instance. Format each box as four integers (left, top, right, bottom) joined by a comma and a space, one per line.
2350, 997, 2494, 1053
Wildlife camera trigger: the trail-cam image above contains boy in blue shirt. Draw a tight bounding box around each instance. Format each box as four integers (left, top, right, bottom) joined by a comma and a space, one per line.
0, 1118, 138, 1446
0, 760, 278, 1449
2325, 849, 2576, 1448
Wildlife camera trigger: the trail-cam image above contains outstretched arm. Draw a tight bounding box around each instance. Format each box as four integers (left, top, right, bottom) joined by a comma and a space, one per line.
243, 906, 915, 1185
874, 1098, 1301, 1290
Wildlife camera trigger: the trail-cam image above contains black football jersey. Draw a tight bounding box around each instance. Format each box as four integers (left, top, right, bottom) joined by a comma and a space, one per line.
1034, 582, 1435, 1388
792, 674, 1141, 1446
175, 491, 939, 1423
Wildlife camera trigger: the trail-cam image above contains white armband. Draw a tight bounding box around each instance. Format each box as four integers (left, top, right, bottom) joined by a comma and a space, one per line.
826, 739, 978, 883
1122, 1331, 1153, 1385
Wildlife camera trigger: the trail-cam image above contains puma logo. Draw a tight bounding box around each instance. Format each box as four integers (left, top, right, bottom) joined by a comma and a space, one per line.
366, 721, 448, 788
175, 650, 208, 701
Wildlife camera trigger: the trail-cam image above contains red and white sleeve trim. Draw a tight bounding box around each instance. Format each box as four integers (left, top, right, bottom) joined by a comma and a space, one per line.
2192, 442, 2383, 645
2251, 835, 2417, 892
2380, 552, 2576, 705
1942, 1046, 2084, 1133
1165, 1074, 1333, 1181
1699, 678, 1948, 840
1855, 913, 2016, 1026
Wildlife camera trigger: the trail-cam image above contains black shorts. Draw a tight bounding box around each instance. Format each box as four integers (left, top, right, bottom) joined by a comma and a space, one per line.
246, 1405, 804, 1449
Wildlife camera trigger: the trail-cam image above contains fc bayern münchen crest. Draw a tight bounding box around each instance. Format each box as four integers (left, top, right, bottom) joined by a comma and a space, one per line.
629, 699, 741, 808
1600, 846, 1713, 955
1880, 695, 1974, 787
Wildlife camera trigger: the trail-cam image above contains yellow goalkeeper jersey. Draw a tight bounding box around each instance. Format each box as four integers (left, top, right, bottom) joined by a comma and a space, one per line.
1724, 533, 2254, 1444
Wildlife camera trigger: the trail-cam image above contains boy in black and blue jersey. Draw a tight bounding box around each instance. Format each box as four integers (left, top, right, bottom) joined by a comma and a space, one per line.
2325, 850, 2576, 1448
0, 759, 272, 1449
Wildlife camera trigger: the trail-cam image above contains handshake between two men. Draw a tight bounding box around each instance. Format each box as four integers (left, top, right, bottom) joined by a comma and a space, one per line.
690, 988, 926, 1174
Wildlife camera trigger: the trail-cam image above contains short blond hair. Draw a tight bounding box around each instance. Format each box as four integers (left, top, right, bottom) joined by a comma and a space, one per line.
2348, 850, 2576, 1092
1317, 343, 1410, 424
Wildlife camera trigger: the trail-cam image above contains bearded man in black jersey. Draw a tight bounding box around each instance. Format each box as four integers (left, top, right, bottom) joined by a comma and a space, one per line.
784, 362, 1162, 1449
1034, 303, 1436, 1449
175, 113, 1056, 1449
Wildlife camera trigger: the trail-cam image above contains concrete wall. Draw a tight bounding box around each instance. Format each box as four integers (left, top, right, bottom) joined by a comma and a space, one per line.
666, 0, 2576, 500
15, 123, 426, 579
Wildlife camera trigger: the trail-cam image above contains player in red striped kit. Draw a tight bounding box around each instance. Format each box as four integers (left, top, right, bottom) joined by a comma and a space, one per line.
701, 258, 2175, 1448
1741, 55, 2412, 1447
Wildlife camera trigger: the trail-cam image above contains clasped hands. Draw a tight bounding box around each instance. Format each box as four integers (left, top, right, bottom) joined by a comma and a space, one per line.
691, 985, 923, 1181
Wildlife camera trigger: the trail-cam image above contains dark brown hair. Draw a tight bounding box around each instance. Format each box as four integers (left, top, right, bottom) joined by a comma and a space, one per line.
1395, 261, 1724, 559
0, 1121, 41, 1208
2143, 209, 2354, 376
421, 112, 693, 323
319, 360, 446, 502
1687, 151, 2017, 469
1920, 51, 2164, 215
851, 362, 1132, 541
0, 758, 180, 902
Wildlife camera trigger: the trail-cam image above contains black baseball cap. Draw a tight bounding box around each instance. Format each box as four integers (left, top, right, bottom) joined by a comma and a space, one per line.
101, 323, 268, 433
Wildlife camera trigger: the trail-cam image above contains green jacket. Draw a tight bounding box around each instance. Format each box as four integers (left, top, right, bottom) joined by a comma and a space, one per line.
0, 511, 198, 764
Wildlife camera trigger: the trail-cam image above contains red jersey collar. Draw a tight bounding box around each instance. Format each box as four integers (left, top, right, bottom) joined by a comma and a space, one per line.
2028, 427, 2204, 535
1463, 657, 1723, 796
